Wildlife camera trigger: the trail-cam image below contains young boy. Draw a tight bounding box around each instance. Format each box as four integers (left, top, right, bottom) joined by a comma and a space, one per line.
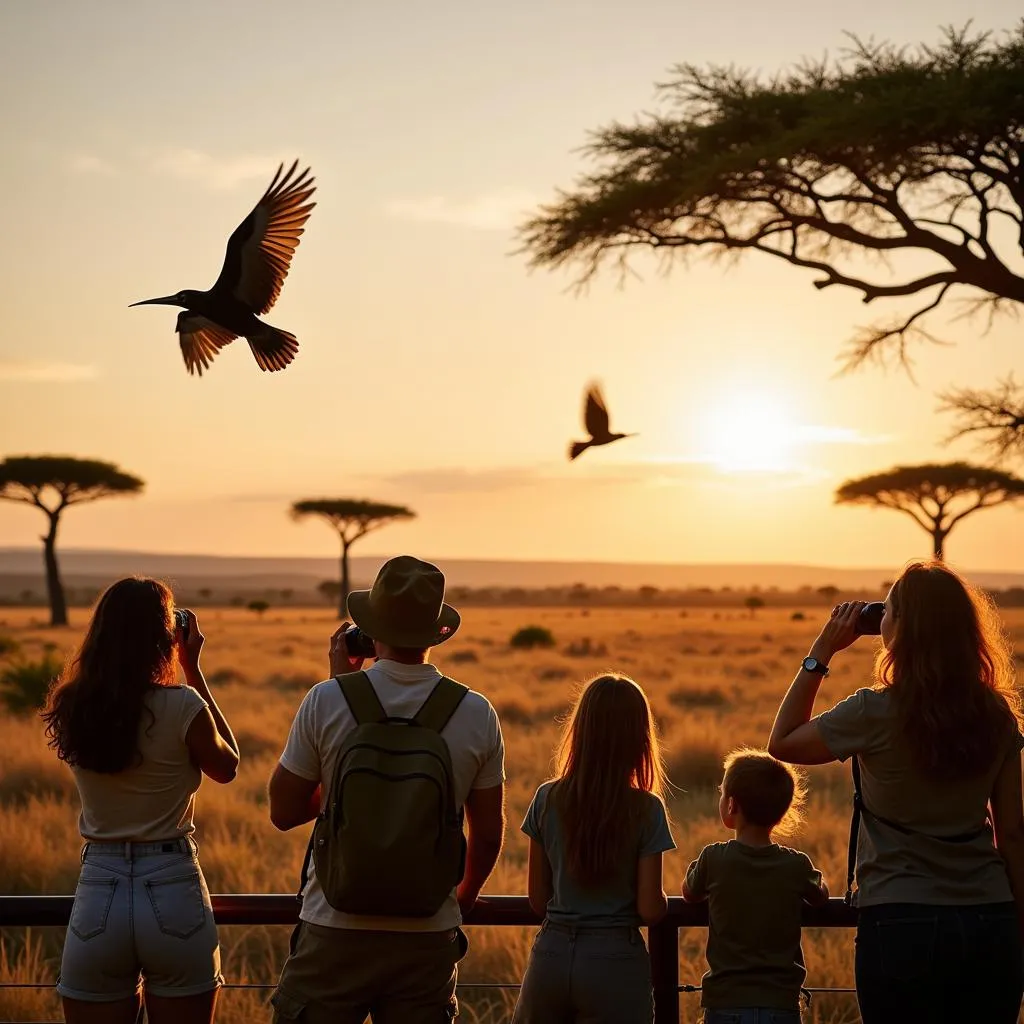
682, 748, 828, 1024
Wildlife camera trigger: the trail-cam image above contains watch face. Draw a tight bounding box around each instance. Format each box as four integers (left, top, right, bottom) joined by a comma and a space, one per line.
802, 657, 818, 672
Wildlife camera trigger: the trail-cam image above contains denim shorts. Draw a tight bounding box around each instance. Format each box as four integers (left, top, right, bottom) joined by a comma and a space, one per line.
57, 837, 222, 1002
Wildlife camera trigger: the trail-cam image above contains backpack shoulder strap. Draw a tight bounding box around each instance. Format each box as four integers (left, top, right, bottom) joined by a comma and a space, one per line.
337, 671, 386, 725
844, 755, 862, 905
844, 754, 991, 905
414, 676, 469, 734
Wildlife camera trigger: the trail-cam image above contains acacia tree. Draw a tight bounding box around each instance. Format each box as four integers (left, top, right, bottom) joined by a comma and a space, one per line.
520, 25, 1024, 370
291, 499, 415, 618
835, 462, 1024, 560
0, 456, 144, 626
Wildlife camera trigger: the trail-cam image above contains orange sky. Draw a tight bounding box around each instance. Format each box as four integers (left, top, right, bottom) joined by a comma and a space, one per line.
1, 1, 1022, 571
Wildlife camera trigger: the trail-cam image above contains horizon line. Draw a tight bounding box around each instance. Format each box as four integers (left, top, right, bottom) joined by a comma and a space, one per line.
0, 544, 1018, 576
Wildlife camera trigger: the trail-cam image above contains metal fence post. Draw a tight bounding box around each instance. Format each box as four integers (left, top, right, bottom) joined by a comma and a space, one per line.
648, 917, 680, 1022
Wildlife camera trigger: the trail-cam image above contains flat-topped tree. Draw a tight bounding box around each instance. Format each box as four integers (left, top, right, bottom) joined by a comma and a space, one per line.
291, 499, 415, 619
835, 463, 1024, 561
0, 456, 144, 626
521, 24, 1024, 370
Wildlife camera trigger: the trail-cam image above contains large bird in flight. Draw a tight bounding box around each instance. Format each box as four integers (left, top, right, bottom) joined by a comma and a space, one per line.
130, 161, 316, 375
569, 383, 636, 460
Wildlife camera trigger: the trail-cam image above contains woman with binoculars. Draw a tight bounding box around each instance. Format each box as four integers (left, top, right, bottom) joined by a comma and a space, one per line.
769, 561, 1024, 1024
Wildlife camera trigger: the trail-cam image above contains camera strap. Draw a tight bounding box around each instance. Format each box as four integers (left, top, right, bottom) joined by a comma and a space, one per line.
844, 755, 992, 905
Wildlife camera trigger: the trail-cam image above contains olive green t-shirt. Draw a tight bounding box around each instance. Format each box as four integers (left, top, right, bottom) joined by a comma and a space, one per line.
522, 781, 676, 927
816, 687, 1022, 907
685, 840, 822, 1011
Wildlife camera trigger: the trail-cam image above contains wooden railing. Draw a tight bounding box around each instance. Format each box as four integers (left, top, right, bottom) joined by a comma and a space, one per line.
0, 894, 858, 1021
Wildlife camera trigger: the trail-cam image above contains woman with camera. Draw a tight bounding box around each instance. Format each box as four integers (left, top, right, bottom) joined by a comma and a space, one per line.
767, 561, 1024, 1024
43, 577, 240, 1024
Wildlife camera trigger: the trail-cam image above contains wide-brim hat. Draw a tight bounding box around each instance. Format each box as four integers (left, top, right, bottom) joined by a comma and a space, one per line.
347, 555, 460, 648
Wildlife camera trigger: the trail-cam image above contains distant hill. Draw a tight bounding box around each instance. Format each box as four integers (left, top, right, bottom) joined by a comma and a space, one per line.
4, 547, 1024, 600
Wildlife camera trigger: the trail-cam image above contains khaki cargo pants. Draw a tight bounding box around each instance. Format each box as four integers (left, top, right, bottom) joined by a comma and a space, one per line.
271, 922, 468, 1024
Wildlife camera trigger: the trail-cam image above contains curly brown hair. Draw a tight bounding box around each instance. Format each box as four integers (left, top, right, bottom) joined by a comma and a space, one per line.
42, 577, 178, 773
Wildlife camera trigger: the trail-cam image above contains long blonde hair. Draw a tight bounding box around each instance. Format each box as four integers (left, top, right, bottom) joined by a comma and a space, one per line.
551, 674, 666, 887
877, 561, 1021, 780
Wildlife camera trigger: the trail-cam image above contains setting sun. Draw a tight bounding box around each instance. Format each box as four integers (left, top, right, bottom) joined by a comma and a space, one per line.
700, 391, 801, 473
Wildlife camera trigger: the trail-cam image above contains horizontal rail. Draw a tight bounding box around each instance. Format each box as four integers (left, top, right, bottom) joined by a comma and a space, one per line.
0, 893, 858, 928
0, 894, 858, 1021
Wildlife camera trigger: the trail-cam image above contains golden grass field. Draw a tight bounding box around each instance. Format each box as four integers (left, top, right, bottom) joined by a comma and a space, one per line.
2, 603, 1023, 1023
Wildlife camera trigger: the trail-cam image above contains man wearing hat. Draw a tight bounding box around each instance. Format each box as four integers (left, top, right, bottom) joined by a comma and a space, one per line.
268, 556, 506, 1023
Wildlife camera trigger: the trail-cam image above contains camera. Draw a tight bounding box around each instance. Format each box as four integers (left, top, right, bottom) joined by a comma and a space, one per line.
343, 626, 377, 660
856, 602, 885, 636
174, 609, 190, 639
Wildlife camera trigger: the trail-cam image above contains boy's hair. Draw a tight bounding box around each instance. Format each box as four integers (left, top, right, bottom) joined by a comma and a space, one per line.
722, 747, 806, 836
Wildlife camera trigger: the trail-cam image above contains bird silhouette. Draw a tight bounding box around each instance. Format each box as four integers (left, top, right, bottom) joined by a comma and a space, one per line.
568, 383, 636, 460
130, 161, 316, 376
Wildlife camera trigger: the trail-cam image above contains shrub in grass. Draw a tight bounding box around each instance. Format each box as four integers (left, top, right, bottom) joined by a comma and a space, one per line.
791, 611, 806, 621
0, 653, 63, 715
668, 685, 730, 710
564, 638, 608, 658
665, 739, 725, 791
208, 668, 248, 686
0, 634, 21, 659
510, 626, 555, 650
538, 666, 571, 681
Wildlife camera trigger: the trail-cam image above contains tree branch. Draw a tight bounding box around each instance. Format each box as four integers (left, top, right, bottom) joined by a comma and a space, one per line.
842, 282, 954, 371
939, 376, 1024, 459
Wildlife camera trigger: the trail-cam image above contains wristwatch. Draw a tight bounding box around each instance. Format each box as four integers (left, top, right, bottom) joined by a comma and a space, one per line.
802, 657, 830, 677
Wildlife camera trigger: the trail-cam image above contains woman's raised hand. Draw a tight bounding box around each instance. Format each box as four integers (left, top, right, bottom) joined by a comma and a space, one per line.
809, 601, 865, 663
175, 608, 205, 675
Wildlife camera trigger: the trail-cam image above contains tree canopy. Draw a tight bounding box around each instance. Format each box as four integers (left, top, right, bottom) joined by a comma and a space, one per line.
291, 499, 415, 618
0, 456, 144, 512
0, 456, 144, 626
835, 461, 1024, 559
520, 23, 1024, 368
291, 499, 415, 540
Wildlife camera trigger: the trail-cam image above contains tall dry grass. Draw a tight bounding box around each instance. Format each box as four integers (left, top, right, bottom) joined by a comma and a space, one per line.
1, 604, 1022, 1023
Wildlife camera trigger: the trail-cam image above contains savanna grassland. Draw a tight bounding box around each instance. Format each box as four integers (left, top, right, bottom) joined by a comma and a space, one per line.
2, 603, 1023, 1023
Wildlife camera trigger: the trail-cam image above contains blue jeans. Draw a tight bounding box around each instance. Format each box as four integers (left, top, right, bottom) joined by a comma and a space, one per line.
57, 837, 221, 1001
855, 902, 1024, 1024
512, 921, 653, 1024
703, 1011, 800, 1024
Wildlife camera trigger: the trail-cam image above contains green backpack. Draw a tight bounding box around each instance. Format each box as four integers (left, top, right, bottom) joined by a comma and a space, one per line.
298, 671, 469, 917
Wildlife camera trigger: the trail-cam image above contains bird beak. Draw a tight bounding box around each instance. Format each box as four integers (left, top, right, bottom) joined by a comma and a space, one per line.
129, 295, 180, 307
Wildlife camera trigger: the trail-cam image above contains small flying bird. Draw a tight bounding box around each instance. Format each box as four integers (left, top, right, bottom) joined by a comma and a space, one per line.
130, 160, 316, 375
568, 382, 637, 460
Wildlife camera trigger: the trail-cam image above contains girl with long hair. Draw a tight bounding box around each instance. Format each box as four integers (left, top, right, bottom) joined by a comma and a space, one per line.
768, 561, 1024, 1024
511, 674, 675, 1024
43, 577, 240, 1024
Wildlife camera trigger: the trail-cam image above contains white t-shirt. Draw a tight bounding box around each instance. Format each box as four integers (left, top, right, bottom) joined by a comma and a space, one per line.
278, 659, 505, 931
72, 685, 208, 841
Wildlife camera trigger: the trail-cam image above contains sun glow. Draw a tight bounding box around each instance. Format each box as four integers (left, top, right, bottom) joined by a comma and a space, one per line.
700, 391, 801, 473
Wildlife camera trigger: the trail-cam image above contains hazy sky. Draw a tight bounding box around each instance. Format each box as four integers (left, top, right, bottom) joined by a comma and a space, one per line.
1, 0, 1022, 570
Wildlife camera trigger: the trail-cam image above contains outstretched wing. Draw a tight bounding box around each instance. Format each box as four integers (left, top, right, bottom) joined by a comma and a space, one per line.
583, 384, 610, 438
176, 312, 237, 376
212, 161, 316, 315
